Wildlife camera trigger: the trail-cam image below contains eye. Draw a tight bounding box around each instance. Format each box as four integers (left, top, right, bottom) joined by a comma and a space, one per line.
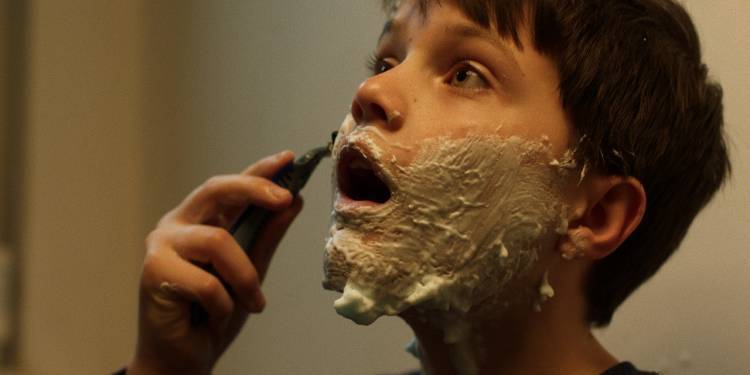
450, 65, 489, 90
366, 53, 394, 75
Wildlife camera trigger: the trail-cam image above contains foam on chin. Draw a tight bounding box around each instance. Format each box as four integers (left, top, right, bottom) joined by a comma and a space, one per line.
322, 124, 572, 374
324, 126, 570, 315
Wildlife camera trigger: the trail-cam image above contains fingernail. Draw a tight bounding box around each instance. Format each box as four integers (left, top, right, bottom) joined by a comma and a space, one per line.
276, 150, 292, 161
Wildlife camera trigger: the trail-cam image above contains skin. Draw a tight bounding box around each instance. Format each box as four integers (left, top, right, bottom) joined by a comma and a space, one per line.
129, 0, 645, 373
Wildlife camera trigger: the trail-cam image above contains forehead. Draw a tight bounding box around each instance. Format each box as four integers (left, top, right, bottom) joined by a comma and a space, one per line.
386, 0, 468, 28
382, 0, 533, 49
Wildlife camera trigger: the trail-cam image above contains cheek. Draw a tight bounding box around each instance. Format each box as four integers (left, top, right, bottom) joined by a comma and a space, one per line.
499, 115, 574, 158
456, 106, 574, 159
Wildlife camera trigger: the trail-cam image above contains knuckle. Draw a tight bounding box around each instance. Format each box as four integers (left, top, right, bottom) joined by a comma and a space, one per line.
141, 252, 167, 285
203, 175, 228, 192
198, 276, 223, 299
197, 278, 234, 318
157, 207, 181, 226
203, 227, 232, 248
144, 228, 167, 248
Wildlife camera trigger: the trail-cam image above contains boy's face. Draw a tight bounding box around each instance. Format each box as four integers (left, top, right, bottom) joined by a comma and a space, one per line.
323, 0, 576, 324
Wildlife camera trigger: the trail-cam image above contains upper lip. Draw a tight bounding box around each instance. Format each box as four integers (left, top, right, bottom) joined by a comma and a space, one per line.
336, 140, 393, 204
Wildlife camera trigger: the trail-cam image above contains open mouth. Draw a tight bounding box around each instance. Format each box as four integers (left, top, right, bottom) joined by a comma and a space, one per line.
337, 146, 392, 204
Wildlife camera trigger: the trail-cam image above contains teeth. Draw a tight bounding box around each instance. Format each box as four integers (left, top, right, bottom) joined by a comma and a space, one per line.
350, 158, 372, 171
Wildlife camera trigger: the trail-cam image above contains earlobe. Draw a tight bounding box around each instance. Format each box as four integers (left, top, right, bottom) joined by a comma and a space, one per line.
559, 176, 646, 260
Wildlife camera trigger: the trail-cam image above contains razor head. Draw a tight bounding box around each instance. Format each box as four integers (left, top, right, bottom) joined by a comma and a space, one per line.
287, 147, 329, 194
331, 130, 338, 147
273, 132, 337, 195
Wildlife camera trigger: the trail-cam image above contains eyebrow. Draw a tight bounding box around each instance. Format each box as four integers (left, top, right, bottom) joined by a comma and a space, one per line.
379, 19, 395, 42
377, 21, 523, 77
443, 24, 523, 75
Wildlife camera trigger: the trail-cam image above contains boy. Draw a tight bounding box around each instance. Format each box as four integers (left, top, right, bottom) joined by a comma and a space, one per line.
125, 0, 729, 374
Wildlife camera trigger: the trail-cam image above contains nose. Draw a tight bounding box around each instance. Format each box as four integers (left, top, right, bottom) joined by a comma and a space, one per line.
350, 74, 405, 130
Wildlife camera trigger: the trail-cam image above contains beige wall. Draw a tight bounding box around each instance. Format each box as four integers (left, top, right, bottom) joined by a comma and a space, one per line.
12, 0, 750, 374
19, 0, 143, 373
0, 0, 10, 365
0, 0, 7, 235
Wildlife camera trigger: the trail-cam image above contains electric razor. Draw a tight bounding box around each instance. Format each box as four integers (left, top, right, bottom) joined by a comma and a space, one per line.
191, 131, 338, 326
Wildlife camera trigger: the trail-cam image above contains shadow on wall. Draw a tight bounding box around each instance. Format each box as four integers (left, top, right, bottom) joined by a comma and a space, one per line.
1, 0, 28, 369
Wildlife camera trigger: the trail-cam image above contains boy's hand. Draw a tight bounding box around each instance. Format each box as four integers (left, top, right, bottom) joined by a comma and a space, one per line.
128, 151, 304, 375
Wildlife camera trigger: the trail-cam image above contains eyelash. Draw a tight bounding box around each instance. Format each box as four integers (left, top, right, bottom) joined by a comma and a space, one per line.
366, 52, 490, 90
366, 52, 391, 75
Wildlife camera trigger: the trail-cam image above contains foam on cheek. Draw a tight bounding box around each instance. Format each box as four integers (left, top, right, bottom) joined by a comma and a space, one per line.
323, 131, 572, 374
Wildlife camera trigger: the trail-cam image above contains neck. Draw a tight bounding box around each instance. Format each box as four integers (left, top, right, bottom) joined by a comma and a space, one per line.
401, 264, 618, 375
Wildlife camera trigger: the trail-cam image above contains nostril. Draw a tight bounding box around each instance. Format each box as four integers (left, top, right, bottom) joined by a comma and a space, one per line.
351, 100, 389, 126
369, 103, 388, 124
351, 100, 364, 124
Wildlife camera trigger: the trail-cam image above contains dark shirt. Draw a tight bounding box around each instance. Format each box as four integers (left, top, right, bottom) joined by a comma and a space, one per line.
602, 361, 658, 375
116, 361, 657, 374
398, 362, 656, 375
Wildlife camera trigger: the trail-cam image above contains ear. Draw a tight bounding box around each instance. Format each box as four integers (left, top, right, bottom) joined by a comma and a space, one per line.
559, 176, 646, 260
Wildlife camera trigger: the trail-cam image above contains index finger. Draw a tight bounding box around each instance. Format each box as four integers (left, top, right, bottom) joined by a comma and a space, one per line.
243, 150, 295, 177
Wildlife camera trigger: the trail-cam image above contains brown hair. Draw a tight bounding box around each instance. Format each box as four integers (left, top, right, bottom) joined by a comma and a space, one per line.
382, 0, 730, 326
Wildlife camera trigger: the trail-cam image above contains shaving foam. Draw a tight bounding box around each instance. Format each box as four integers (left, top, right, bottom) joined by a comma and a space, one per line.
323, 121, 572, 374
535, 269, 556, 312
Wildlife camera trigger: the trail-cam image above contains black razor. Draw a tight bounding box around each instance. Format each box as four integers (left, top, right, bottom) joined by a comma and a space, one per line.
191, 131, 338, 326
230, 133, 336, 250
